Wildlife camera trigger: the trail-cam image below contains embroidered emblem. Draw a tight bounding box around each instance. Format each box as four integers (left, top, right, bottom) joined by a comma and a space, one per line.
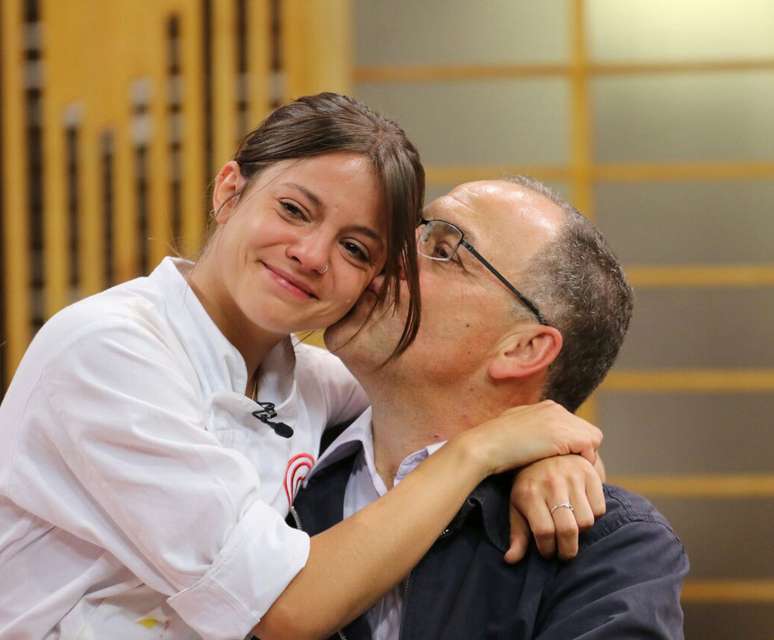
284, 453, 316, 505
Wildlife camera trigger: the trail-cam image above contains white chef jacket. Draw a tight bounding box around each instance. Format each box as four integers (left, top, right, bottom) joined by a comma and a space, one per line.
0, 257, 367, 640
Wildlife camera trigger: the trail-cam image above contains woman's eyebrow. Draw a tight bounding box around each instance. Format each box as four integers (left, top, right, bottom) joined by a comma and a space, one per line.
282, 182, 383, 244
347, 225, 384, 245
282, 182, 323, 209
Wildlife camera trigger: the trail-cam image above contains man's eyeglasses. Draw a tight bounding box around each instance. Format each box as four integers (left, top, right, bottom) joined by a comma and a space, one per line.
417, 219, 548, 325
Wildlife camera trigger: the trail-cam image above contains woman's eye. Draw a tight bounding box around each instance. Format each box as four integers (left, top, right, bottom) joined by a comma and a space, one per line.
341, 239, 371, 264
279, 200, 308, 221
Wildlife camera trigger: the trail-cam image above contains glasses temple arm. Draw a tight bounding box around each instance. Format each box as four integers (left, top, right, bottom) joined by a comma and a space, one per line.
460, 240, 548, 325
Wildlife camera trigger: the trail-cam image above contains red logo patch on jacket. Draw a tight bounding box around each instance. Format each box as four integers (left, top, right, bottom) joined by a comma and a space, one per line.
284, 453, 316, 506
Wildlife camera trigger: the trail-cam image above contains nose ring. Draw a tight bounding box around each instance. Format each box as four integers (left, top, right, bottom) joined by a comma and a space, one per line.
318, 263, 329, 275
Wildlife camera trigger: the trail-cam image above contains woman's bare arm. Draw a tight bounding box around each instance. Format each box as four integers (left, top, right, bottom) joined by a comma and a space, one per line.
254, 401, 602, 640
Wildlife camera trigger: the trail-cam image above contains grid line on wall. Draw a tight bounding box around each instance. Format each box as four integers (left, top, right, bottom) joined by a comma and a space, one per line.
355, 58, 774, 83
607, 473, 774, 497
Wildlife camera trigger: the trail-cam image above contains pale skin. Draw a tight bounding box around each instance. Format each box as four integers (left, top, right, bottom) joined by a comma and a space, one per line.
188, 156, 604, 640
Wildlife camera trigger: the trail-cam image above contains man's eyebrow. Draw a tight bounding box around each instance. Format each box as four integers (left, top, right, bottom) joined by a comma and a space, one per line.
455, 220, 479, 245
441, 194, 481, 244
283, 182, 323, 209
434, 214, 478, 245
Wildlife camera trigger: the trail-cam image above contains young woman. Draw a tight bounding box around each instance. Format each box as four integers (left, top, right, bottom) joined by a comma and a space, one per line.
0, 93, 602, 639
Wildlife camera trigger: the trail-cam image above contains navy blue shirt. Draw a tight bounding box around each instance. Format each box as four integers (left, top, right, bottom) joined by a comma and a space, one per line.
292, 446, 689, 639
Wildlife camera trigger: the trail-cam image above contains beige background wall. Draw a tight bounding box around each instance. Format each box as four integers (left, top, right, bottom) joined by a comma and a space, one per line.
353, 1, 774, 637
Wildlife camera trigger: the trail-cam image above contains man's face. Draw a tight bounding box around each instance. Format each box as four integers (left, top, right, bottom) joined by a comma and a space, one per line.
325, 180, 565, 380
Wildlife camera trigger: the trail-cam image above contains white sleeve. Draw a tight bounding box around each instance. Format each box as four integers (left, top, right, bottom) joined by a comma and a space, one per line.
15, 317, 309, 639
297, 344, 369, 428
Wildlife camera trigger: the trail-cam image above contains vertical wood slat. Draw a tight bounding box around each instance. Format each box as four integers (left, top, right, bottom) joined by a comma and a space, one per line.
246, 0, 271, 128
569, 0, 593, 217
110, 2, 138, 282
77, 0, 104, 297
282, 0, 353, 100
1, 0, 31, 379
148, 11, 172, 267
179, 0, 206, 257
41, 0, 70, 317
568, 0, 598, 426
212, 0, 237, 169
78, 116, 104, 296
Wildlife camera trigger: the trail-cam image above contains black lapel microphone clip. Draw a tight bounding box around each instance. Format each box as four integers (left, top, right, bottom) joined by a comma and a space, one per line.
252, 401, 294, 438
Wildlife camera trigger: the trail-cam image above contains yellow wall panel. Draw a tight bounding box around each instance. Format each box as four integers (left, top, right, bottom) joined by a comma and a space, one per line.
283, 0, 352, 99
76, 0, 108, 296
107, 2, 141, 281
1, 0, 31, 378
213, 0, 238, 169
41, 0, 73, 316
179, 0, 206, 257
247, 0, 272, 127
147, 12, 172, 267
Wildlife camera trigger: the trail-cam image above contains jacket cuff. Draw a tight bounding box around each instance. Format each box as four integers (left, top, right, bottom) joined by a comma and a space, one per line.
167, 500, 310, 639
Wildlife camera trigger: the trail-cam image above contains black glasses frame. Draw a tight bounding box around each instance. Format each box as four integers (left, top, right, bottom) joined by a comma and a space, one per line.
418, 219, 549, 325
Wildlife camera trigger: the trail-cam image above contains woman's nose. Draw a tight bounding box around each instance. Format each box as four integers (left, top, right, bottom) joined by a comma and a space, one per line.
285, 236, 331, 275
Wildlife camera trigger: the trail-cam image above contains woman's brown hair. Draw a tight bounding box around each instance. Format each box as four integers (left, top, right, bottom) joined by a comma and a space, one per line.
230, 92, 424, 357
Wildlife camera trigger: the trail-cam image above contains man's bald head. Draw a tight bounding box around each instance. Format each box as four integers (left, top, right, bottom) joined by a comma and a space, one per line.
499, 176, 634, 411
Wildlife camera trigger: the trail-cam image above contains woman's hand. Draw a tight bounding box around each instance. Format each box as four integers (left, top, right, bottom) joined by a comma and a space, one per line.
455, 400, 603, 478
505, 454, 606, 563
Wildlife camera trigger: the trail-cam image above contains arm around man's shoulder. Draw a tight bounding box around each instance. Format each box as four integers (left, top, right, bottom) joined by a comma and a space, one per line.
534, 485, 688, 640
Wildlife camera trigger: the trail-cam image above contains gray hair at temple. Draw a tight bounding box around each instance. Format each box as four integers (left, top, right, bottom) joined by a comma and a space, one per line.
503, 176, 634, 413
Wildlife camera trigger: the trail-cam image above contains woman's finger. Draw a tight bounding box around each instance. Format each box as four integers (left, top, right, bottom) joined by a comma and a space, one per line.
505, 508, 530, 564
550, 498, 579, 560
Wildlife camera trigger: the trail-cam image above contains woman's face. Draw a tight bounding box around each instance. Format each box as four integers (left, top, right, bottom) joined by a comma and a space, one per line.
206, 152, 386, 337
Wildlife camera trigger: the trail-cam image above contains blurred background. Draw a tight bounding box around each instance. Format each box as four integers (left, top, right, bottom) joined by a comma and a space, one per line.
1, 0, 773, 636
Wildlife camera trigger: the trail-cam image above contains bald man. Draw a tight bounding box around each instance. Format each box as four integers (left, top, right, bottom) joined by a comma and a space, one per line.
293, 177, 687, 640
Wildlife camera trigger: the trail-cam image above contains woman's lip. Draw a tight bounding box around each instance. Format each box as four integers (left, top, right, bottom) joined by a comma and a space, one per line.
262, 262, 319, 299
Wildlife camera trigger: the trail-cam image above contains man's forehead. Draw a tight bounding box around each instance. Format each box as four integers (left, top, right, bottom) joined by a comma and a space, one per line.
424, 180, 562, 242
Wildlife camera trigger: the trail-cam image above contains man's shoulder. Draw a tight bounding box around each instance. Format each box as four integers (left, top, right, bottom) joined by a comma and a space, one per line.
580, 484, 681, 550
534, 485, 688, 638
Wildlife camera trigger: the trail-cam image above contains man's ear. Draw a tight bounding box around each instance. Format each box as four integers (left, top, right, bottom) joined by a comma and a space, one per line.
212, 160, 247, 223
488, 325, 563, 381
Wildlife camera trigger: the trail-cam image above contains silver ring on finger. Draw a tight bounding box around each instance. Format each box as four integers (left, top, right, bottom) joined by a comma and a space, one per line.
550, 502, 574, 515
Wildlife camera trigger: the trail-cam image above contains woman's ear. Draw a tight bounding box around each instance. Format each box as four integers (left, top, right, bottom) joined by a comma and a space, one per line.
488, 325, 563, 381
212, 160, 247, 223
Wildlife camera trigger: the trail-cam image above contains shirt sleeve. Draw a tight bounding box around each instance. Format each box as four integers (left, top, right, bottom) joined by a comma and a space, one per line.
297, 344, 369, 429
533, 513, 689, 639
12, 316, 309, 639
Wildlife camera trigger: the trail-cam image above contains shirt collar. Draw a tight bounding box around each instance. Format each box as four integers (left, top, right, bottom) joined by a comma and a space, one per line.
462, 474, 512, 553
150, 257, 298, 407
309, 408, 374, 481
309, 410, 445, 490
308, 406, 511, 552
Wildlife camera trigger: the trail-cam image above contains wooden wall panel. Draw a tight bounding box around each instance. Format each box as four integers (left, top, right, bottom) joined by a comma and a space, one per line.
283, 0, 352, 98
1, 0, 31, 379
247, 0, 272, 127
178, 0, 206, 257
1, 0, 315, 383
